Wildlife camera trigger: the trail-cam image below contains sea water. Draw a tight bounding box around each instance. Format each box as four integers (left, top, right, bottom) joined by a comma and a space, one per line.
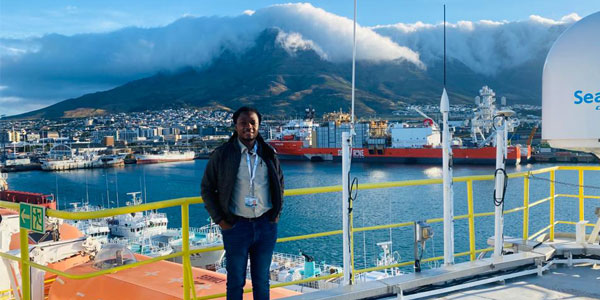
6, 161, 600, 269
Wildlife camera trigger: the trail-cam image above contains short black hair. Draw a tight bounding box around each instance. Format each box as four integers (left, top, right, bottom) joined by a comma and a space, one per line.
232, 106, 262, 125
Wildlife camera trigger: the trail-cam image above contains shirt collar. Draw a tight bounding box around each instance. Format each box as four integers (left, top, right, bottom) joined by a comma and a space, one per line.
237, 138, 257, 154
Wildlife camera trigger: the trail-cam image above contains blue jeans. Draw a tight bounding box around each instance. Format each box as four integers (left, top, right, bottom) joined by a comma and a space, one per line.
222, 215, 277, 300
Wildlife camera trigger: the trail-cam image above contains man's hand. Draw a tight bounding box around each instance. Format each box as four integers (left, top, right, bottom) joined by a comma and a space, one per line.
219, 220, 233, 230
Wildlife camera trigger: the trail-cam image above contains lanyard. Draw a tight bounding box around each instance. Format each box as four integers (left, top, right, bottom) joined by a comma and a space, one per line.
246, 143, 259, 196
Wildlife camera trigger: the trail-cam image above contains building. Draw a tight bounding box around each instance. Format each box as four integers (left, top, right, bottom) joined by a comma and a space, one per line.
102, 136, 115, 147
117, 129, 139, 142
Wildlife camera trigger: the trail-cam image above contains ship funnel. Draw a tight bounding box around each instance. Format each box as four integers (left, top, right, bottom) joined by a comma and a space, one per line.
542, 12, 600, 158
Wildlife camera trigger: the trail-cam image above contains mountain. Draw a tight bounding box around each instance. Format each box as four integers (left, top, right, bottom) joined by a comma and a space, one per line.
9, 28, 544, 120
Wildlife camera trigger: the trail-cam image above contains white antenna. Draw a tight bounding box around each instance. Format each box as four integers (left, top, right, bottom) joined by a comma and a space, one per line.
85, 172, 89, 204
55, 174, 60, 209
105, 171, 111, 208
440, 4, 455, 266
351, 0, 357, 127
114, 169, 119, 207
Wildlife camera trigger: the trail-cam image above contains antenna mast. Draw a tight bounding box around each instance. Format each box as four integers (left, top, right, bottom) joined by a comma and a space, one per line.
351, 0, 357, 126
444, 4, 446, 87
440, 4, 455, 266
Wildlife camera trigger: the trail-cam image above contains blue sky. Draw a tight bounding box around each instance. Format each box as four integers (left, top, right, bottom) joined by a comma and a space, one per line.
1, 0, 598, 38
0, 1, 597, 116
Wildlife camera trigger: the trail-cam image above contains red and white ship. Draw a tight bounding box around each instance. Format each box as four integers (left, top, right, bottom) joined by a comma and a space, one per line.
135, 150, 195, 164
268, 87, 522, 165
268, 140, 520, 165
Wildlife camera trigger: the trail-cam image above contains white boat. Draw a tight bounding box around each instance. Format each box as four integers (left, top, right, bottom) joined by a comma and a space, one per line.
108, 236, 174, 257
106, 192, 168, 238
0, 171, 7, 191
40, 144, 99, 171
91, 154, 125, 168
64, 202, 110, 244
158, 224, 226, 269
267, 252, 341, 290
3, 155, 31, 167
135, 150, 195, 164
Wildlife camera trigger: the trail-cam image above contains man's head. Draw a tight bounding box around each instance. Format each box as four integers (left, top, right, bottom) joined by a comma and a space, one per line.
233, 106, 262, 145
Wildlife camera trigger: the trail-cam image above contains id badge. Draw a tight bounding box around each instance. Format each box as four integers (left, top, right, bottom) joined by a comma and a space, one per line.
244, 196, 258, 207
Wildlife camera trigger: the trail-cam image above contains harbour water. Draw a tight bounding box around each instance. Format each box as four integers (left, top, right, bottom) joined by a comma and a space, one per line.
5, 160, 600, 269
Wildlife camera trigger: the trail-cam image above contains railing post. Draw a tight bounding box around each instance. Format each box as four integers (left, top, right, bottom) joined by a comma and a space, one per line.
20, 228, 31, 300
578, 169, 584, 222
550, 170, 555, 241
181, 203, 191, 300
523, 174, 530, 240
350, 192, 355, 281
341, 131, 353, 285
467, 180, 476, 261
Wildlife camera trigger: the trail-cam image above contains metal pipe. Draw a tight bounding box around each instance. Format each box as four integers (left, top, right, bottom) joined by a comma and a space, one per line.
20, 228, 30, 300
550, 170, 556, 241
523, 175, 530, 239
578, 169, 584, 221
493, 118, 506, 258
342, 131, 353, 285
467, 180, 475, 261
181, 203, 191, 300
440, 88, 454, 265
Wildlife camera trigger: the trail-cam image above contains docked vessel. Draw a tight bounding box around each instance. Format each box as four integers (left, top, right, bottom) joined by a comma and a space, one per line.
39, 145, 125, 171
0, 190, 57, 209
65, 203, 111, 244
135, 150, 195, 164
92, 154, 125, 168
40, 144, 97, 171
268, 88, 521, 165
162, 224, 226, 270
0, 153, 40, 172
106, 192, 168, 238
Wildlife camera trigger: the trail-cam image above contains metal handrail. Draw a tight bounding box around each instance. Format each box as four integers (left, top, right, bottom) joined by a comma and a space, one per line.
0, 165, 598, 300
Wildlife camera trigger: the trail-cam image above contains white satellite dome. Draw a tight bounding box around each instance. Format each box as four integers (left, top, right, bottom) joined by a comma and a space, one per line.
542, 12, 600, 158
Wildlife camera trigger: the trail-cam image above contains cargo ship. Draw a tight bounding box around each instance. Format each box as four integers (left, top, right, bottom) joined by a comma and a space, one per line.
267, 87, 521, 165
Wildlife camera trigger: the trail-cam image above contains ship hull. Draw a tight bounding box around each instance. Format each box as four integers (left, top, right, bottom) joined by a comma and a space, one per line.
269, 141, 521, 165
135, 151, 195, 164
136, 158, 194, 164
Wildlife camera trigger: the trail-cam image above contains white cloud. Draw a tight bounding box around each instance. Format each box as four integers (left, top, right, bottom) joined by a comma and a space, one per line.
0, 5, 580, 113
276, 30, 327, 59
529, 13, 580, 25
0, 96, 47, 116
243, 10, 255, 16
371, 13, 577, 75
0, 2, 424, 111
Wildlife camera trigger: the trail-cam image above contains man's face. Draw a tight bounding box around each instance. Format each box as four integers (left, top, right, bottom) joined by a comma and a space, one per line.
235, 112, 260, 143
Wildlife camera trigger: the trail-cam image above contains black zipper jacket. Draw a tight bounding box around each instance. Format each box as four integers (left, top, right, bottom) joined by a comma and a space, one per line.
201, 134, 284, 224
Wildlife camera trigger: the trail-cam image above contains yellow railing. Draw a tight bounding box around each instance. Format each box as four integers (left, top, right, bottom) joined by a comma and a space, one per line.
0, 165, 599, 300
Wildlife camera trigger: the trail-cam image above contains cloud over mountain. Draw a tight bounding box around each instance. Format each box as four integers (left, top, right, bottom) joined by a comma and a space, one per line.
0, 3, 579, 115
372, 14, 578, 75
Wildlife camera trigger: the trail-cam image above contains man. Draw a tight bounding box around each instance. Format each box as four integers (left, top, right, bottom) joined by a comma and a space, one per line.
201, 106, 284, 300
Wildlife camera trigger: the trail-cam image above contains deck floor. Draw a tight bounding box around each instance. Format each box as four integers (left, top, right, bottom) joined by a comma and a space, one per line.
410, 263, 600, 300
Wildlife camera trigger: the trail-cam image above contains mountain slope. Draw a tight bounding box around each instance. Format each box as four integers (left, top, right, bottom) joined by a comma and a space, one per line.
10, 28, 544, 120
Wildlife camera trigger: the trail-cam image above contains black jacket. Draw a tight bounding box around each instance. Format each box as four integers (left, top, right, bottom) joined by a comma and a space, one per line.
201, 134, 284, 224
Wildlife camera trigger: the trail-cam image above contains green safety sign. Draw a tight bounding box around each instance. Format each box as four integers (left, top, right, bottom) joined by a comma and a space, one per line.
19, 203, 45, 233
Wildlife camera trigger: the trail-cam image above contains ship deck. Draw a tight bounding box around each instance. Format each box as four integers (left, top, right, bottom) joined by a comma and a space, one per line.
284, 235, 600, 300
382, 263, 600, 299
